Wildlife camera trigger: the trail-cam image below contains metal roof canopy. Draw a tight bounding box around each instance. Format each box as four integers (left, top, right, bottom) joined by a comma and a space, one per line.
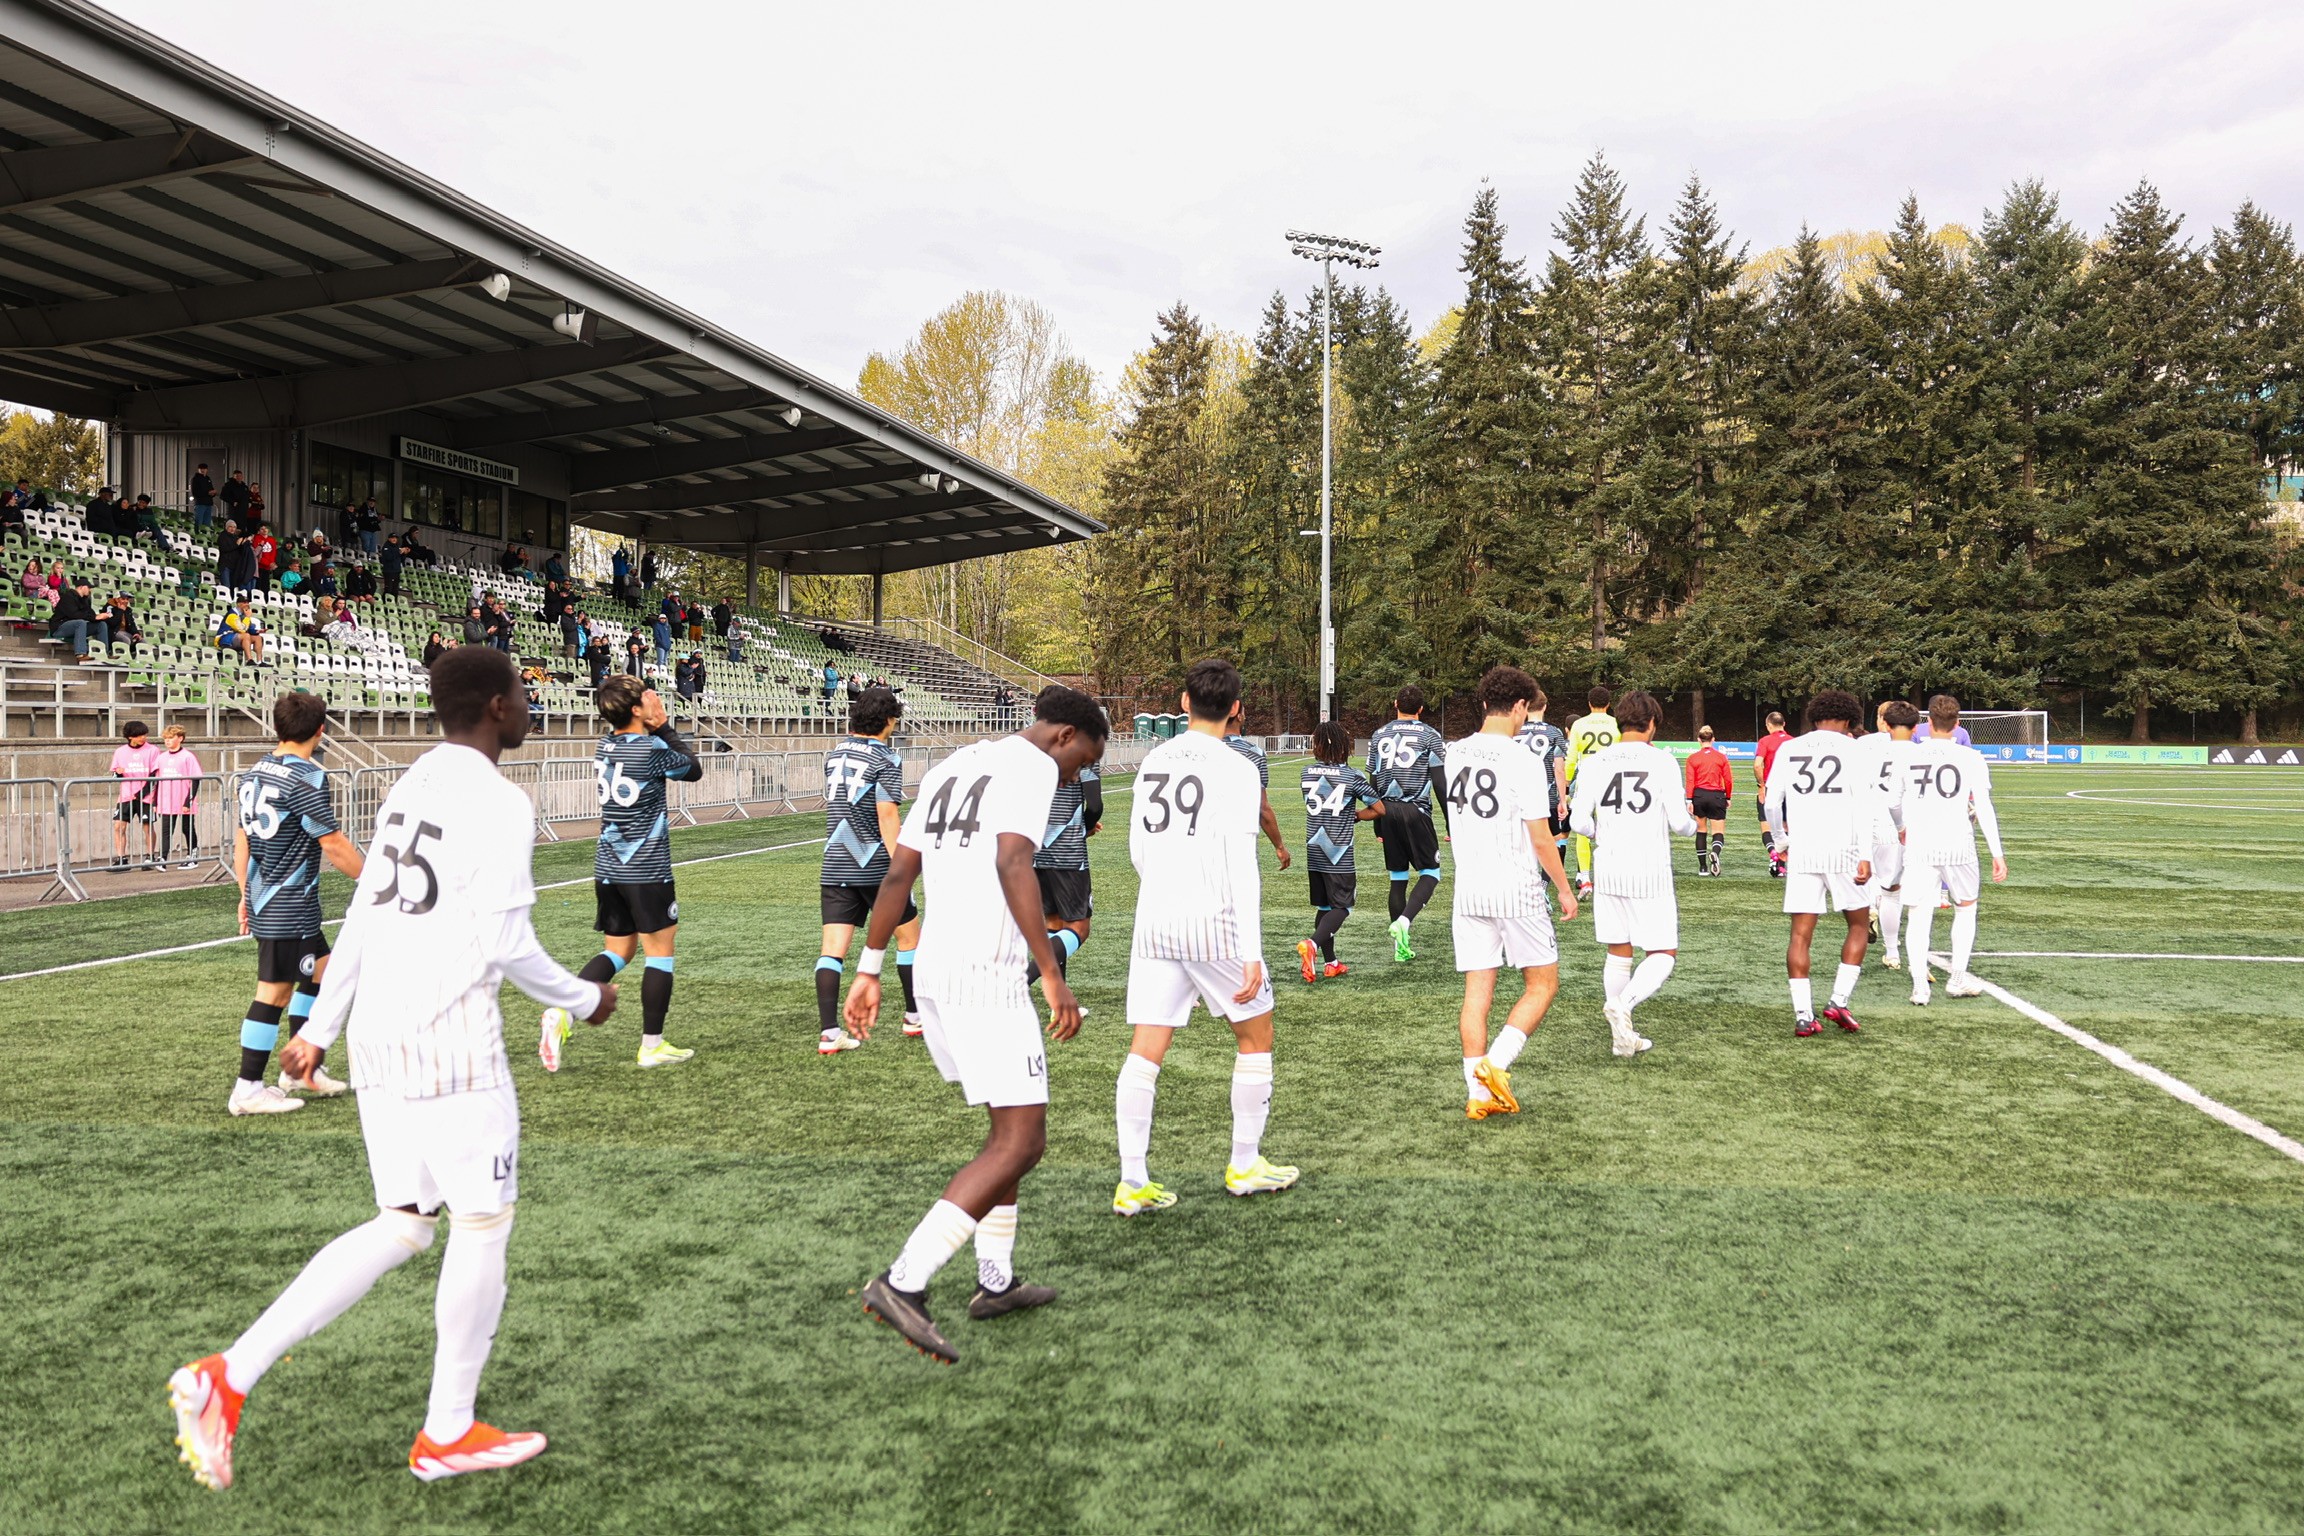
0, 0, 1100, 575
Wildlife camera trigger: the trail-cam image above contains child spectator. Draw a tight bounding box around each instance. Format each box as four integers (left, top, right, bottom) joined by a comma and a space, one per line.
154, 724, 204, 867
109, 720, 162, 868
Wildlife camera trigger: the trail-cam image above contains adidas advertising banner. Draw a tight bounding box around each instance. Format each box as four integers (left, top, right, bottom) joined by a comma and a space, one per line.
2207, 746, 2304, 767
2082, 745, 2209, 765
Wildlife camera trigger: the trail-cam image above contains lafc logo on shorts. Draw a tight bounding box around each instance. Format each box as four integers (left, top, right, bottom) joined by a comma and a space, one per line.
299, 952, 317, 977
667, 901, 679, 921
491, 1152, 516, 1181
1026, 1053, 1046, 1079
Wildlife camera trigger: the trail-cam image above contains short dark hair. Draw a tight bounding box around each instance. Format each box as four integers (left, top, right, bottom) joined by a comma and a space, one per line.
1884, 700, 1922, 730
1034, 684, 1109, 741
1184, 658, 1242, 723
1312, 720, 1351, 763
431, 645, 519, 732
1806, 690, 1864, 730
272, 689, 327, 744
1928, 693, 1961, 732
1394, 684, 1425, 716
1531, 685, 1548, 713
596, 674, 648, 729
1615, 689, 1661, 734
850, 686, 903, 736
123, 719, 149, 739
1478, 665, 1539, 715
1587, 684, 1613, 710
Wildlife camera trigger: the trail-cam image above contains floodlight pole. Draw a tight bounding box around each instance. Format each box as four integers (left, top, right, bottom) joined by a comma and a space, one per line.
1287, 230, 1379, 725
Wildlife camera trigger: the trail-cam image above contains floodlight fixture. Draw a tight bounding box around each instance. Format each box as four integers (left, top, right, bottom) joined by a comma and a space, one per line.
479, 272, 513, 302
551, 304, 592, 342
1285, 228, 1380, 721
779, 406, 804, 427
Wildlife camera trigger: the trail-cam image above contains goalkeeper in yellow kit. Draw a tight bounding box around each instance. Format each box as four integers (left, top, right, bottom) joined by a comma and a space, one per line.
1563, 684, 1620, 900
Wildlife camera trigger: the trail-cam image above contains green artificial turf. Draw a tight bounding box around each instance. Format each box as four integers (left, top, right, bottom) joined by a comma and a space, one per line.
3, 761, 2302, 1533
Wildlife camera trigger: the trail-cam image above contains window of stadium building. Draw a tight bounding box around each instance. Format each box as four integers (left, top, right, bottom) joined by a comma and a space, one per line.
308, 442, 390, 519
510, 488, 567, 552
402, 468, 504, 537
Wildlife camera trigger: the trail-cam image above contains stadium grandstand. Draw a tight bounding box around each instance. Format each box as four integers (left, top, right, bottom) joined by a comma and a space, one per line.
0, 0, 1102, 898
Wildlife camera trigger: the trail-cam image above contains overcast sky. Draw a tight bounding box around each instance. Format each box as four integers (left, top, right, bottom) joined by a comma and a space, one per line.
105, 0, 2304, 389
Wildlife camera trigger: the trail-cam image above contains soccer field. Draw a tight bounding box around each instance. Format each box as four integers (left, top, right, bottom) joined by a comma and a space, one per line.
6, 761, 2304, 1534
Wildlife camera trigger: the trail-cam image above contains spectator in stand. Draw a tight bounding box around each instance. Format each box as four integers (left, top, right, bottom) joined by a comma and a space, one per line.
43, 558, 64, 602
130, 493, 172, 552
400, 526, 435, 566
189, 463, 216, 529
344, 562, 376, 600
380, 534, 404, 596
422, 629, 448, 669
610, 544, 631, 603
651, 609, 673, 670
20, 556, 46, 604
489, 598, 517, 654
821, 659, 840, 710
358, 498, 381, 555
498, 541, 526, 577
674, 653, 698, 700
278, 558, 306, 595
686, 600, 705, 647
213, 520, 240, 593
726, 623, 744, 664
49, 575, 99, 661
109, 720, 162, 868
542, 548, 566, 584
154, 724, 203, 868
461, 604, 488, 645
339, 501, 360, 546
323, 602, 360, 644
14, 478, 45, 513
215, 595, 264, 662
250, 524, 279, 588
587, 627, 611, 689
218, 469, 251, 529
623, 630, 648, 679
96, 591, 141, 649
711, 597, 733, 638
524, 668, 545, 730
640, 547, 657, 592
0, 488, 26, 536
246, 482, 267, 525
83, 486, 121, 537
559, 603, 580, 658
311, 559, 338, 599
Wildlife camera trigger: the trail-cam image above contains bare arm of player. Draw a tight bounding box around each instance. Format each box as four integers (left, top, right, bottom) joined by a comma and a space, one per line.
497, 907, 615, 1022
1663, 769, 1697, 839
231, 826, 250, 934
876, 797, 902, 852
1258, 792, 1292, 870
999, 830, 1083, 1038
1529, 818, 1578, 923
842, 842, 922, 1040
317, 828, 363, 881
1971, 770, 2008, 881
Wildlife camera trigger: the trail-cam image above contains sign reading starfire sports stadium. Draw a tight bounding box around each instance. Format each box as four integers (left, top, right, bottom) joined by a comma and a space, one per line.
395, 436, 520, 487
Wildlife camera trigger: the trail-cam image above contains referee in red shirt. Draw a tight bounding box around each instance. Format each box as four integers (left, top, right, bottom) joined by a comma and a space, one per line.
1683, 727, 1733, 876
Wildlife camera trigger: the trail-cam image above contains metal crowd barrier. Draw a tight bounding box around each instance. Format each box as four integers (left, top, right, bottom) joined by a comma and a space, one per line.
55, 772, 232, 901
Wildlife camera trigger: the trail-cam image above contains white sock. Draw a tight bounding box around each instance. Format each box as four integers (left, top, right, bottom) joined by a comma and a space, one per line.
423, 1207, 513, 1446
1788, 977, 1813, 1020
1907, 903, 1935, 976
1622, 954, 1676, 1012
975, 1203, 1018, 1292
1487, 1026, 1529, 1071
1951, 903, 1978, 975
223, 1208, 436, 1395
1878, 892, 1903, 954
1463, 1056, 1492, 1101
887, 1199, 977, 1292
642, 1033, 662, 1050
1116, 1053, 1160, 1186
1230, 1052, 1273, 1167
1830, 961, 1862, 1008
1603, 952, 1634, 1004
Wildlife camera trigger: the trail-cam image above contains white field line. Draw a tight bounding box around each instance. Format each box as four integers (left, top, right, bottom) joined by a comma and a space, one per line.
2055, 789, 2302, 812
1922, 953, 2304, 1167
1973, 951, 2304, 964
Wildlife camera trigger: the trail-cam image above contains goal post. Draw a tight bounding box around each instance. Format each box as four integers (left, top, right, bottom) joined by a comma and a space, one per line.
1959, 709, 2051, 761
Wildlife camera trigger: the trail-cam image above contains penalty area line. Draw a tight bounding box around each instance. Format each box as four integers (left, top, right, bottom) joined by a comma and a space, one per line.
1922, 954, 2304, 1167
0, 834, 830, 985
1972, 950, 2304, 964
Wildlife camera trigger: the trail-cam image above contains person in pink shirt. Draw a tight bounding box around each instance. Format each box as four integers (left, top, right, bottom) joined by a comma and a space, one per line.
154, 724, 205, 868
109, 719, 163, 869
19, 557, 42, 603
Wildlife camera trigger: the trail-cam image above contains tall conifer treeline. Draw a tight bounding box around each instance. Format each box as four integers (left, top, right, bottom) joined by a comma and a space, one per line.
1087, 162, 2303, 739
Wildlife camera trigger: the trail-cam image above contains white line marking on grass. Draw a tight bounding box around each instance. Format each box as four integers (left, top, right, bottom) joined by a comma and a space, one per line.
1973, 950, 2304, 964
1922, 953, 2304, 1167
0, 834, 830, 984
2060, 789, 2301, 812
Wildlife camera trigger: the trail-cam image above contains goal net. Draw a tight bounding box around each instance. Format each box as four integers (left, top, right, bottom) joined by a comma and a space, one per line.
1959, 709, 2051, 759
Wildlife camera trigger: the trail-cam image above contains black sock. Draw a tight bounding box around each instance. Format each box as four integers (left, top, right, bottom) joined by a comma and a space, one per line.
642, 964, 673, 1036
1403, 874, 1438, 922
238, 1000, 283, 1084
897, 959, 917, 1012
1388, 880, 1407, 922
1761, 826, 1775, 853
1314, 906, 1348, 962
816, 961, 842, 1032
577, 952, 622, 985
1694, 833, 1707, 865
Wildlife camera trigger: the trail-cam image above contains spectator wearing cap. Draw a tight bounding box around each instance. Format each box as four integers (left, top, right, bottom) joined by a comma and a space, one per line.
109, 720, 162, 868
189, 463, 216, 529
215, 595, 264, 662
359, 498, 381, 556
49, 574, 99, 660
130, 493, 172, 552
96, 591, 141, 649
650, 610, 673, 670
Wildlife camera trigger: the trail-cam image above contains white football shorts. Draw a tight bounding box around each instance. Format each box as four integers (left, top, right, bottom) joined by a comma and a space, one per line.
919, 998, 1048, 1107
1452, 910, 1559, 972
1593, 893, 1679, 952
1869, 838, 1905, 891
1783, 869, 1869, 915
1916, 860, 1981, 906
1125, 956, 1276, 1027
360, 1081, 520, 1217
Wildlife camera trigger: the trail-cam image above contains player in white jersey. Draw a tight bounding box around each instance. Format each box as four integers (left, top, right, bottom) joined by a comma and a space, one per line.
842, 688, 1108, 1364
1763, 690, 1889, 1038
1850, 701, 1924, 970
1113, 658, 1300, 1216
1569, 689, 1696, 1058
1447, 666, 1579, 1119
1900, 694, 2007, 1004
167, 648, 616, 1491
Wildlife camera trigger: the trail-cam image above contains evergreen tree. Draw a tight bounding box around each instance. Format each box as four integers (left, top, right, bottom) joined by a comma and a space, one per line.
2052, 183, 2285, 739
